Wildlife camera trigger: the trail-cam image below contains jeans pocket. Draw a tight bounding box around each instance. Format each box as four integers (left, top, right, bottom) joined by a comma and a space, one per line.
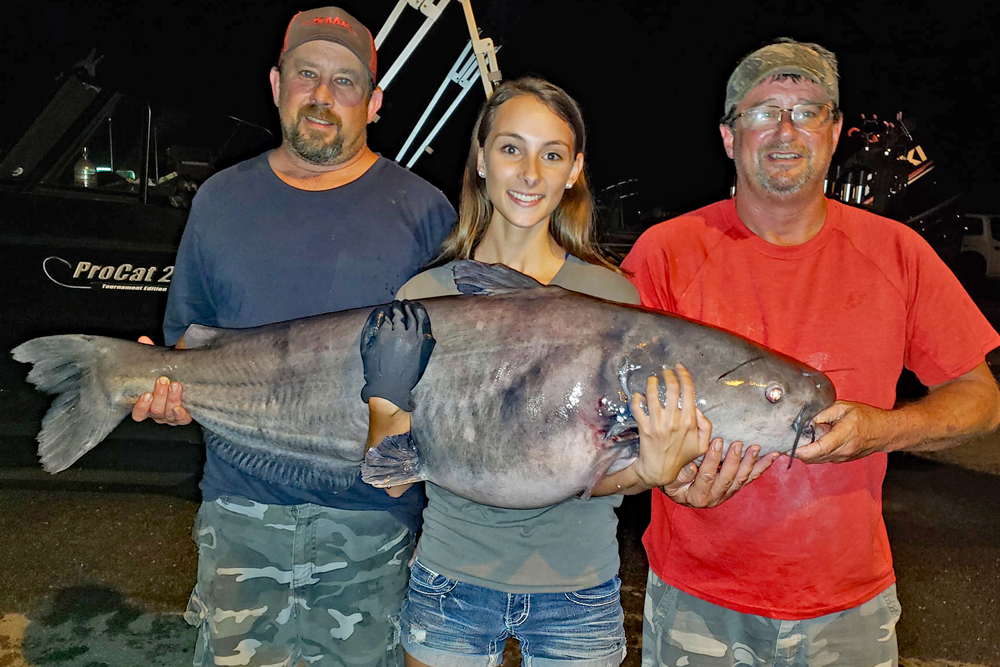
409, 559, 459, 596
564, 576, 622, 607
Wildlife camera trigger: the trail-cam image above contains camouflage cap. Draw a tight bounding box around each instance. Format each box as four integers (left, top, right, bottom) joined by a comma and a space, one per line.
724, 39, 839, 115
278, 6, 377, 81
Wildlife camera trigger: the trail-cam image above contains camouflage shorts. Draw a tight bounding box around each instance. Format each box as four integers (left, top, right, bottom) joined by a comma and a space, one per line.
184, 497, 415, 667
641, 570, 901, 667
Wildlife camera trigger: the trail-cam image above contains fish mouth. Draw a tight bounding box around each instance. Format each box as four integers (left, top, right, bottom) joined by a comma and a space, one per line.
787, 403, 826, 468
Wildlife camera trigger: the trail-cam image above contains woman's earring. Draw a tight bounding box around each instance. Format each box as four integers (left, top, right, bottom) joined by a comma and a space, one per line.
478, 169, 486, 178
565, 182, 573, 189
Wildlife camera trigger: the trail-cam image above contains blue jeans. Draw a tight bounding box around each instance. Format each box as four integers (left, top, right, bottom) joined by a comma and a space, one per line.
399, 558, 626, 667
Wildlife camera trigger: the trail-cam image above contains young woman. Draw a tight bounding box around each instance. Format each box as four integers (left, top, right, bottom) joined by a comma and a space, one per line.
363, 77, 713, 667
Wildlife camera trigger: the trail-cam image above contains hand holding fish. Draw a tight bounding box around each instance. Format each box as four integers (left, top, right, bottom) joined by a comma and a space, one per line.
130, 335, 192, 426
661, 440, 779, 508
792, 400, 884, 464
360, 300, 435, 412
796, 362, 1000, 464
630, 364, 712, 488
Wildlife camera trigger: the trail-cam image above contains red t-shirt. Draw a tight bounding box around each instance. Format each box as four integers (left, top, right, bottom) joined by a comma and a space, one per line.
622, 198, 999, 619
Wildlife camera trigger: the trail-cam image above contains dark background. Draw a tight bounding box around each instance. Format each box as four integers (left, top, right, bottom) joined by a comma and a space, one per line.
4, 0, 999, 215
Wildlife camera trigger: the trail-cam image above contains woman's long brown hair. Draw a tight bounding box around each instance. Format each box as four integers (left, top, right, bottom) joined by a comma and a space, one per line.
431, 77, 619, 272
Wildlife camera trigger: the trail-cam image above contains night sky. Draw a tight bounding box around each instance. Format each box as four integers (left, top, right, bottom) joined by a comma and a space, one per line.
4, 0, 1000, 215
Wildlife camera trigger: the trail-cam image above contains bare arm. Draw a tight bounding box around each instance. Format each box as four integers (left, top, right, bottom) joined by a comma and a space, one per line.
366, 397, 414, 498
131, 335, 192, 425
795, 361, 1000, 464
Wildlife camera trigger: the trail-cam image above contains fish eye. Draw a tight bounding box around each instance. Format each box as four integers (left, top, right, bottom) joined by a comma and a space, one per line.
765, 383, 784, 403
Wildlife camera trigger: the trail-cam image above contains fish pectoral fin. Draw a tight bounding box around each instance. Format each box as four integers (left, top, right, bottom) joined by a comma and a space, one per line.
361, 432, 428, 488
580, 436, 640, 500
452, 260, 548, 296
181, 324, 228, 349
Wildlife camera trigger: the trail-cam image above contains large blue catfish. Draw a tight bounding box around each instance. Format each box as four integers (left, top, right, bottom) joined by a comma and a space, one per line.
13, 262, 835, 508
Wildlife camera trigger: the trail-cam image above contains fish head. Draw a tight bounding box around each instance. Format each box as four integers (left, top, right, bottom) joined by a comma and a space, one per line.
707, 350, 836, 455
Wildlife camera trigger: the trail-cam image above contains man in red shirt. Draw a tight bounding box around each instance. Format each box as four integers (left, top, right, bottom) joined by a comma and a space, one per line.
623, 38, 1000, 666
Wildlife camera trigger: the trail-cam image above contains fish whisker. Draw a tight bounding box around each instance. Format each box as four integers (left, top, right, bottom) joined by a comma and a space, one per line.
786, 404, 810, 469
810, 367, 855, 375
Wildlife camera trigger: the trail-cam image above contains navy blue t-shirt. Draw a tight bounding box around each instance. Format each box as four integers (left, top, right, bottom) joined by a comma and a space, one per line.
163, 152, 455, 531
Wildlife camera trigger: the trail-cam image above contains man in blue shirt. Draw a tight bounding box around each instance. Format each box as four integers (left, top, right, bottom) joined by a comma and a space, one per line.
132, 7, 455, 666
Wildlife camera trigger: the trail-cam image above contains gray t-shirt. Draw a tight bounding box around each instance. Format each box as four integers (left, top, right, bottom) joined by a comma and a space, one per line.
397, 255, 640, 593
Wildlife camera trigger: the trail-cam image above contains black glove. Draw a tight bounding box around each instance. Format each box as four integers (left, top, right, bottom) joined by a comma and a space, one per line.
360, 300, 435, 412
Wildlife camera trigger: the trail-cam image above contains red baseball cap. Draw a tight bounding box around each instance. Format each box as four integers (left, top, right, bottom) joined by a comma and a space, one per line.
278, 6, 377, 82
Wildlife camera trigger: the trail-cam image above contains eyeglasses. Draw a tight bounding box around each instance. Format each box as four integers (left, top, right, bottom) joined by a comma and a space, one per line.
733, 103, 835, 131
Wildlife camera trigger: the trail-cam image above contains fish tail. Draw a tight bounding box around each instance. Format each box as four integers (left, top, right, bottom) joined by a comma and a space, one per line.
12, 335, 136, 473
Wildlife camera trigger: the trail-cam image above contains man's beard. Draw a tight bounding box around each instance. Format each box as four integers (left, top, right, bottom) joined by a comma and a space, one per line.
759, 168, 812, 195
751, 141, 818, 195
281, 104, 346, 165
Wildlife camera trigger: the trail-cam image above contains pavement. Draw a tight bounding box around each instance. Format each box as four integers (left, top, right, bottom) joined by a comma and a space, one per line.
1, 439, 998, 667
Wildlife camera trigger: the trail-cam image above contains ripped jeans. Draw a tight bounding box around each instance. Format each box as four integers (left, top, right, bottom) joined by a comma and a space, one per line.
399, 558, 626, 667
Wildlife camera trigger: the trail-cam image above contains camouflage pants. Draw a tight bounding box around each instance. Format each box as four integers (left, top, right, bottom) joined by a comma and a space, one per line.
641, 571, 900, 667
183, 497, 415, 667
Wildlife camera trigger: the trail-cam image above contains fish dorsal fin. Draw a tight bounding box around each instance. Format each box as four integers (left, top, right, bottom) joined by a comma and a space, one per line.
181, 323, 226, 349
453, 260, 546, 296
